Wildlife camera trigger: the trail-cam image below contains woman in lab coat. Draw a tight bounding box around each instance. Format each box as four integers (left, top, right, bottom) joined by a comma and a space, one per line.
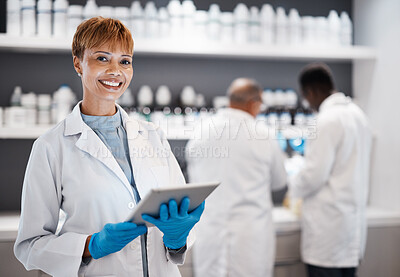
14, 17, 203, 277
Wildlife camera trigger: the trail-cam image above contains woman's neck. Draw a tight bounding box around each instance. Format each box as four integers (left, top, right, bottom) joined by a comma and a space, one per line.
81, 98, 117, 116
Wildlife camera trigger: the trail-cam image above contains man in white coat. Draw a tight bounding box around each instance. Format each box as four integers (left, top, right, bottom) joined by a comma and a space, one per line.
186, 78, 287, 277
289, 63, 372, 277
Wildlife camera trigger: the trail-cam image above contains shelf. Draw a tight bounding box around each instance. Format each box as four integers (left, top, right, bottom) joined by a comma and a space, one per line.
0, 34, 377, 61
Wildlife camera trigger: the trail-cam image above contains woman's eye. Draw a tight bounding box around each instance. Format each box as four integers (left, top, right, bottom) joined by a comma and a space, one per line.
121, 59, 131, 65
97, 56, 108, 62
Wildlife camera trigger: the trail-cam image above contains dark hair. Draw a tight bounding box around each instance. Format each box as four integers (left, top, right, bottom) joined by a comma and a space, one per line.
299, 63, 335, 95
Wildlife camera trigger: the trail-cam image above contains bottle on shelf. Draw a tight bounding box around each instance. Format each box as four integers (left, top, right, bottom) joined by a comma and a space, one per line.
275, 7, 288, 45
53, 0, 68, 38
315, 16, 328, 47
302, 16, 316, 45
98, 6, 114, 19
182, 0, 196, 40
21, 0, 36, 37
116, 87, 134, 108
260, 4, 275, 45
115, 7, 130, 27
155, 85, 172, 111
233, 3, 249, 44
194, 10, 208, 42
67, 5, 83, 38
52, 85, 77, 124
288, 8, 301, 46
37, 0, 52, 38
10, 86, 22, 107
180, 86, 197, 108
83, 0, 98, 21
158, 7, 170, 39
208, 4, 221, 42
328, 10, 341, 46
137, 85, 154, 115
131, 1, 145, 38
21, 92, 37, 126
167, 0, 183, 40
6, 0, 21, 36
340, 11, 353, 46
37, 94, 52, 125
220, 12, 234, 43
144, 1, 158, 39
249, 6, 261, 43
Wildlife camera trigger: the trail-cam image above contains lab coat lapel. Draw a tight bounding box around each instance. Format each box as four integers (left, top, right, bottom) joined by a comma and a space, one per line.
66, 103, 135, 200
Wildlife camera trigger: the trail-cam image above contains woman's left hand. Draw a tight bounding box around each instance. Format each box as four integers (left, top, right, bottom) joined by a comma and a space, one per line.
142, 197, 205, 249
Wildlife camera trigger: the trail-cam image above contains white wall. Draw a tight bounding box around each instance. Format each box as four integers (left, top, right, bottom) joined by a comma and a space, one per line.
353, 0, 400, 210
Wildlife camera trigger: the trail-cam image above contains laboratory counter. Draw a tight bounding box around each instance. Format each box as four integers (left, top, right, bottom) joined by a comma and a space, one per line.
1, 207, 400, 277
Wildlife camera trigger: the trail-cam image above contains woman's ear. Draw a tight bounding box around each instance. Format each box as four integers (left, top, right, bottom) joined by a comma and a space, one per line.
73, 56, 82, 75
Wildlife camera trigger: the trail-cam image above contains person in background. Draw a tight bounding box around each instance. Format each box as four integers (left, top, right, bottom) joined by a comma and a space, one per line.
14, 17, 204, 277
288, 63, 372, 277
186, 78, 287, 277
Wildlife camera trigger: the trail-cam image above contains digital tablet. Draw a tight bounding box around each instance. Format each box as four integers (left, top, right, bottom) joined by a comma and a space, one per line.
126, 181, 220, 226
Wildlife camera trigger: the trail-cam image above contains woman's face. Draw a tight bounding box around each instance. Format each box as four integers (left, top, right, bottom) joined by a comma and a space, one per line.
74, 41, 133, 105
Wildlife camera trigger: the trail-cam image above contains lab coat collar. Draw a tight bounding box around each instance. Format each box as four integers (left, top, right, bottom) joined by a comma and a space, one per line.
217, 107, 255, 121
319, 92, 352, 113
64, 101, 143, 136
64, 101, 137, 201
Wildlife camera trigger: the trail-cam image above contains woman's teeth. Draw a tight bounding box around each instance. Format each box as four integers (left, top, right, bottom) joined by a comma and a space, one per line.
100, 80, 121, 87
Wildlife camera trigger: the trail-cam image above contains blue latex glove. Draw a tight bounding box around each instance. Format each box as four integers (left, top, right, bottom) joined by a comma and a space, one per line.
89, 222, 147, 259
289, 137, 306, 155
142, 197, 205, 249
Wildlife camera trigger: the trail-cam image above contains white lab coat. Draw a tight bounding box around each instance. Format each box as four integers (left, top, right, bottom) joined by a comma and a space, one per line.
289, 93, 372, 268
14, 103, 193, 277
186, 108, 287, 277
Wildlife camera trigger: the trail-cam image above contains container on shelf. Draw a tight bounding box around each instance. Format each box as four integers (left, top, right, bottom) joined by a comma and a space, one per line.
6, 0, 21, 36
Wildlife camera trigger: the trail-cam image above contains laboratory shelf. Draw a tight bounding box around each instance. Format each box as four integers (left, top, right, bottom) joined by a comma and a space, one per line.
0, 34, 377, 61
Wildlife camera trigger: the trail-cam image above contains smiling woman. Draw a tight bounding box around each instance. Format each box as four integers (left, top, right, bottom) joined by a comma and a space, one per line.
13, 16, 203, 277
72, 17, 134, 116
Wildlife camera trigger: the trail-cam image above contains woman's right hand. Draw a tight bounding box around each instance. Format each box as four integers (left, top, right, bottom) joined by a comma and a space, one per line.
88, 222, 147, 259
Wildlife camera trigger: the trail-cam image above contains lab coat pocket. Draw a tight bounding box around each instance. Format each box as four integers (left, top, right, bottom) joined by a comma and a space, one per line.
150, 165, 170, 188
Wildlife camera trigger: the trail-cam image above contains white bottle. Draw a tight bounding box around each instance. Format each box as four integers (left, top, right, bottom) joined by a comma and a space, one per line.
249, 6, 261, 43
21, 92, 37, 126
182, 0, 196, 40
275, 7, 288, 45
315, 16, 328, 47
37, 0, 52, 38
21, 0, 36, 37
10, 86, 22, 106
53, 85, 76, 123
302, 16, 316, 46
340, 11, 353, 46
262, 89, 275, 108
260, 4, 275, 45
194, 10, 208, 42
181, 86, 197, 107
0, 107, 3, 127
220, 12, 234, 43
233, 3, 249, 44
116, 88, 134, 107
208, 4, 221, 42
131, 1, 145, 39
98, 6, 114, 18
274, 89, 285, 106
115, 7, 130, 27
144, 2, 158, 39
37, 94, 52, 125
286, 89, 298, 108
137, 85, 154, 107
83, 0, 98, 21
167, 0, 183, 40
68, 5, 83, 38
288, 8, 301, 46
6, 0, 21, 36
53, 0, 68, 38
328, 10, 341, 46
158, 7, 170, 39
155, 85, 172, 107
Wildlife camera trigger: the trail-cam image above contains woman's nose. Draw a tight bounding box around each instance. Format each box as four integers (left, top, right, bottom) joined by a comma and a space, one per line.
106, 62, 121, 76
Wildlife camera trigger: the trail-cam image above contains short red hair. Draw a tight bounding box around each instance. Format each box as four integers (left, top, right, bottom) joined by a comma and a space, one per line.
72, 17, 134, 59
